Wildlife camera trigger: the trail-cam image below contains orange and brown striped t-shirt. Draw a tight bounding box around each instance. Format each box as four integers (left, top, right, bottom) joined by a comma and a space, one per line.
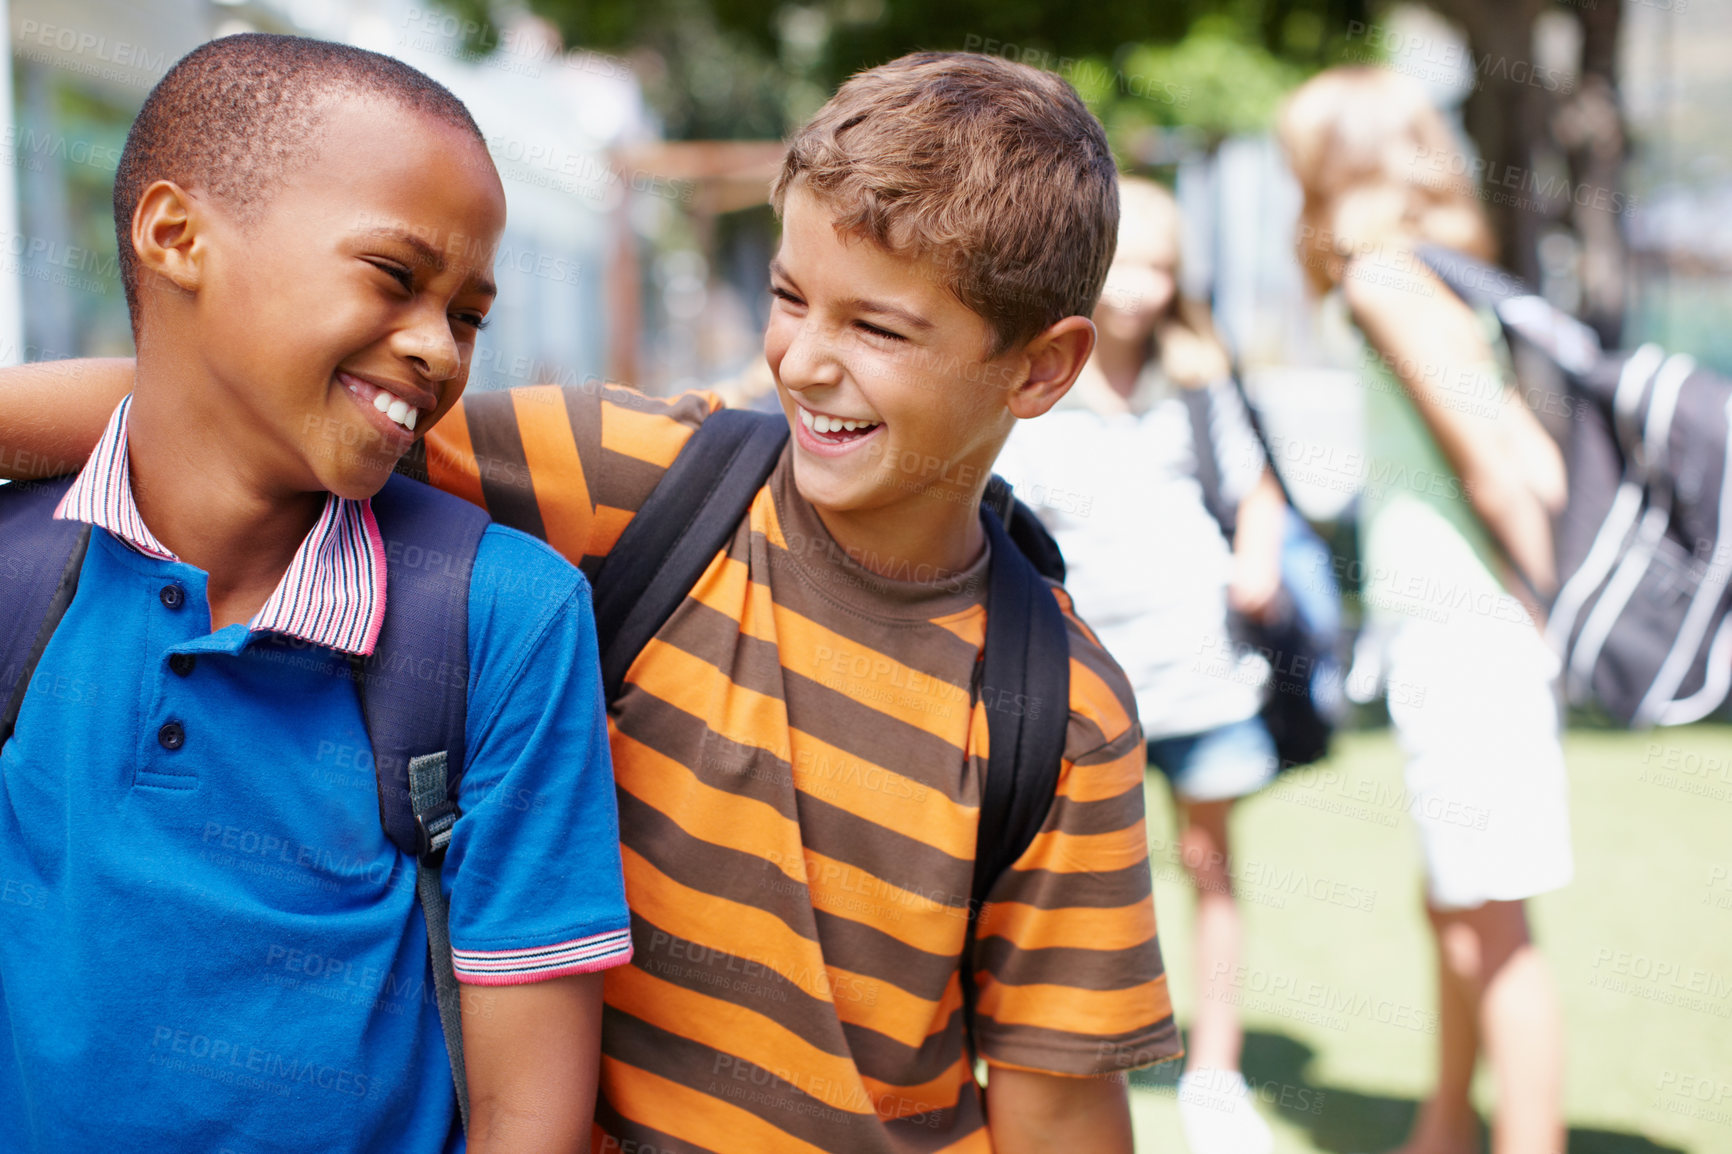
417, 382, 1180, 1153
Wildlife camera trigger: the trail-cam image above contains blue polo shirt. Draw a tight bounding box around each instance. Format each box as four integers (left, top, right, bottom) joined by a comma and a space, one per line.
0, 420, 628, 1151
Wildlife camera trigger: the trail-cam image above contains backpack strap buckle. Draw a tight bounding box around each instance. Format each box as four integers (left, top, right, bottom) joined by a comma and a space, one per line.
414, 799, 460, 857
407, 751, 460, 858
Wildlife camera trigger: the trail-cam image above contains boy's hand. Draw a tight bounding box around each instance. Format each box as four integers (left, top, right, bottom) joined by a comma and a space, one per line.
461, 972, 605, 1154
985, 1066, 1134, 1154
0, 357, 134, 479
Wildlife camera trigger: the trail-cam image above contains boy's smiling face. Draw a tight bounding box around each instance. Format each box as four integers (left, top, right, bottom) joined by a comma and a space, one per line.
161, 98, 505, 500
765, 185, 1027, 522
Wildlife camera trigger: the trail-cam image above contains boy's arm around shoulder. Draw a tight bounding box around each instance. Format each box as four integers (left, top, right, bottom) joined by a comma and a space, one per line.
417, 382, 725, 573
0, 358, 134, 478
446, 526, 633, 1150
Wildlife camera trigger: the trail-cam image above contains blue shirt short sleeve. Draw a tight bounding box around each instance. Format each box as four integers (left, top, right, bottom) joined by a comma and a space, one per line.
443, 525, 630, 984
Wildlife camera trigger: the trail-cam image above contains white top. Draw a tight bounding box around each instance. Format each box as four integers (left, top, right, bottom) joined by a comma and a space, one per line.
995, 363, 1269, 739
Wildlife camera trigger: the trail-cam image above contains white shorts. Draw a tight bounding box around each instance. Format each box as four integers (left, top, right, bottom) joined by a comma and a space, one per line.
1384, 615, 1575, 910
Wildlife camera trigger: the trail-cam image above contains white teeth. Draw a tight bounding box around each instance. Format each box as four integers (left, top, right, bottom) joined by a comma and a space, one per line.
355, 378, 419, 431
799, 408, 878, 437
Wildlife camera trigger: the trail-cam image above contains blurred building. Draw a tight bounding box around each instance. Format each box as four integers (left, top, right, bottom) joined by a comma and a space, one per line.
1621, 0, 1732, 373
4, 0, 661, 394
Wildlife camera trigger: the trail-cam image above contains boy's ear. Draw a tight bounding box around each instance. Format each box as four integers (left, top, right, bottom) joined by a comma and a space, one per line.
132, 180, 206, 294
1007, 315, 1096, 420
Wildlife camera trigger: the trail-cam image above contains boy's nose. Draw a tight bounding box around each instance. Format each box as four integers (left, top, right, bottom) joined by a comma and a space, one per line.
393, 318, 462, 382
775, 322, 844, 393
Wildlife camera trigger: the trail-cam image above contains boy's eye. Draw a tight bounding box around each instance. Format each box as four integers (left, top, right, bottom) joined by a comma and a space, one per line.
856, 320, 906, 342
770, 285, 803, 307
370, 260, 414, 292
453, 311, 491, 333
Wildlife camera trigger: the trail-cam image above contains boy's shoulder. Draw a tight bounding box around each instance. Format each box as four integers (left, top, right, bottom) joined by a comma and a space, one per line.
1050, 582, 1144, 759
472, 520, 586, 585
452, 382, 722, 480
465, 522, 593, 647
370, 474, 589, 636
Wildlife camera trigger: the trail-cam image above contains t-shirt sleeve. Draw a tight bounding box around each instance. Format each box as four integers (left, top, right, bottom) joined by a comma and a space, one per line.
441, 525, 631, 985
410, 384, 724, 576
970, 599, 1181, 1075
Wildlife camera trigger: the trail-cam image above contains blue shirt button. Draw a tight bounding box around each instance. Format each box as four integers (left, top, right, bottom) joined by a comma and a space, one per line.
168, 654, 196, 678
157, 722, 185, 751
160, 585, 185, 610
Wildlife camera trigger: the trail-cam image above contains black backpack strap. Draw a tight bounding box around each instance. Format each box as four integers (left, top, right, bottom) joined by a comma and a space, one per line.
1192, 364, 1308, 529
358, 472, 490, 1133
1414, 244, 1603, 376
983, 474, 1067, 584
1180, 385, 1236, 539
406, 747, 467, 1133
591, 408, 788, 702
962, 503, 1072, 1057
1, 477, 91, 744
1412, 243, 1528, 312
970, 505, 1071, 902
362, 473, 489, 855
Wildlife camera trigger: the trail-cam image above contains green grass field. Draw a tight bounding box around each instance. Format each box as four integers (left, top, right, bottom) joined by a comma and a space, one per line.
1126, 724, 1732, 1153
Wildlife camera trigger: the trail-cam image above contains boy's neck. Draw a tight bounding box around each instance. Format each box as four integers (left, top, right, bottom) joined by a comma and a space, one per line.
811, 484, 987, 589
126, 360, 325, 632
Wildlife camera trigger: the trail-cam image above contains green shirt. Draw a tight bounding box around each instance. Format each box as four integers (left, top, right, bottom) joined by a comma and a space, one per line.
1356, 307, 1515, 627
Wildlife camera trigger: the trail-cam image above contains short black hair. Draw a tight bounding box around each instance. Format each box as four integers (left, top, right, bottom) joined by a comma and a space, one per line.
114, 32, 486, 323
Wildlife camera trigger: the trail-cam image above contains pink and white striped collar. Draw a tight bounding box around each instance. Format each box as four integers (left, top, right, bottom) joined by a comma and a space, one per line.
55, 395, 388, 656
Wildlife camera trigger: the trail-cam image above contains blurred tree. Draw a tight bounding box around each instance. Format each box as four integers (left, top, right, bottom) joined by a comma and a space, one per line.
513, 0, 1370, 140
1559, 0, 1628, 346
1426, 0, 1629, 342
1072, 16, 1312, 161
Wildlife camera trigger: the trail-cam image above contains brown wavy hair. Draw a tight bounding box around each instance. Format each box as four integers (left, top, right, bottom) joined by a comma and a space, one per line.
773, 52, 1119, 355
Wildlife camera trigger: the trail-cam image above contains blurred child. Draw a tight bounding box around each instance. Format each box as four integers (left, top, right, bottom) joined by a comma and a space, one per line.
996, 176, 1288, 1154
1280, 66, 1572, 1154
